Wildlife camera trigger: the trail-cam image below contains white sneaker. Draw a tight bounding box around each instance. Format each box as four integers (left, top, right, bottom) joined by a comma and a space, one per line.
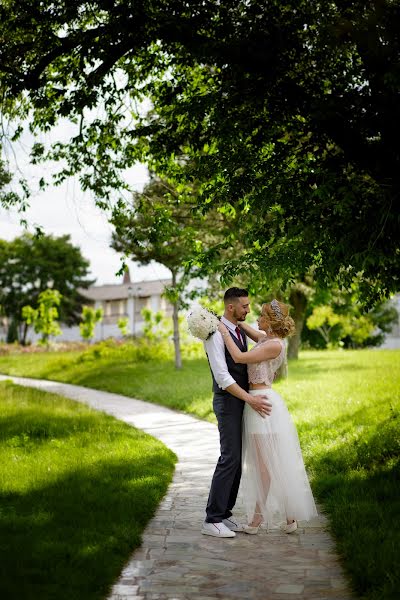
223, 516, 264, 534
201, 521, 236, 537
222, 517, 241, 532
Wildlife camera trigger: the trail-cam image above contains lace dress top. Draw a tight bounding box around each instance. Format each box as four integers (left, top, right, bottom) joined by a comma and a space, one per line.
247, 338, 285, 386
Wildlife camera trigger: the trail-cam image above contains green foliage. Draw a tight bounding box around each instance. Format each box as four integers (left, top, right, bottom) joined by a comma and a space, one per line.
141, 308, 167, 341
0, 233, 93, 343
0, 156, 21, 210
0, 380, 176, 600
117, 316, 129, 337
110, 176, 228, 368
307, 305, 347, 347
112, 178, 198, 280
79, 306, 103, 342
304, 291, 399, 349
1, 1, 398, 302
22, 289, 62, 347
140, 307, 204, 359
307, 305, 375, 348
110, 176, 233, 305
198, 296, 225, 316
76, 337, 173, 366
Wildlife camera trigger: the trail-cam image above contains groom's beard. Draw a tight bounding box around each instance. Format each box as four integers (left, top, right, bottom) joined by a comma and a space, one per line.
233, 310, 248, 322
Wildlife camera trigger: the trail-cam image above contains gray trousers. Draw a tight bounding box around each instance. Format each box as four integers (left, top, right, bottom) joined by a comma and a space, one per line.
205, 392, 245, 523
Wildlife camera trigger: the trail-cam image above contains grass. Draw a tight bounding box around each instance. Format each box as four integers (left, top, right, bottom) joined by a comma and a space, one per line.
0, 344, 399, 598
0, 342, 215, 420
0, 380, 176, 600
278, 351, 400, 600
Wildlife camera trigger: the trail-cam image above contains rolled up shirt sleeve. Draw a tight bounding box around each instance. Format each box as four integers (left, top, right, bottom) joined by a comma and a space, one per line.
204, 331, 236, 390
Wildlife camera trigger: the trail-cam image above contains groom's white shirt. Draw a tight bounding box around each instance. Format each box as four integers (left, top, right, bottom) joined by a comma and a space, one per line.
204, 316, 243, 390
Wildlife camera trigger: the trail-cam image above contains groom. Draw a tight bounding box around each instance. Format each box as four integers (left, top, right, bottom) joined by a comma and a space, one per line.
201, 287, 272, 538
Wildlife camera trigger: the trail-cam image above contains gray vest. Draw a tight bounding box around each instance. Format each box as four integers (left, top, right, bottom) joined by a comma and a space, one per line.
210, 330, 249, 394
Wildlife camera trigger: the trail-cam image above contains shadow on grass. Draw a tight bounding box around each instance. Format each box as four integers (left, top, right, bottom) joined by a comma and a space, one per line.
0, 454, 175, 600
309, 412, 400, 600
0, 411, 114, 444
313, 461, 400, 600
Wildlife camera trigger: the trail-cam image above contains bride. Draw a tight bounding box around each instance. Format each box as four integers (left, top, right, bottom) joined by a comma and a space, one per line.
218, 299, 318, 534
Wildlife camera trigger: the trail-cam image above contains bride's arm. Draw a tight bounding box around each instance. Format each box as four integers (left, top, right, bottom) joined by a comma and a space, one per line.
218, 323, 280, 364
239, 321, 267, 343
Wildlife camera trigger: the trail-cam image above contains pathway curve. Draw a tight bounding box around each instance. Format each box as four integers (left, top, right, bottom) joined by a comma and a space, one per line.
1, 375, 352, 600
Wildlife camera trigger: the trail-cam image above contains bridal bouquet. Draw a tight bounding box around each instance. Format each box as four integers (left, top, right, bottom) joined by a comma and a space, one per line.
187, 305, 220, 341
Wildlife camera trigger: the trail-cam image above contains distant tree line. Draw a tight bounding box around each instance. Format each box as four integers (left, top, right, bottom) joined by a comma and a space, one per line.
0, 233, 93, 344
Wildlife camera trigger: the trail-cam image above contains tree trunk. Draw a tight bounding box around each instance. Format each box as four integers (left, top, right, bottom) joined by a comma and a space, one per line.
318, 326, 330, 345
21, 321, 29, 345
171, 270, 182, 370
6, 318, 20, 344
287, 288, 308, 359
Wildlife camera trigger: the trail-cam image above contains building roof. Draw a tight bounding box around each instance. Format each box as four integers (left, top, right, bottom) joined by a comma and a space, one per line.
79, 278, 172, 302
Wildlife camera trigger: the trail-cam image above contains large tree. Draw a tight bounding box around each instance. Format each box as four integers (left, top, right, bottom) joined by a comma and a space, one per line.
0, 1, 399, 303
110, 176, 237, 368
0, 233, 93, 343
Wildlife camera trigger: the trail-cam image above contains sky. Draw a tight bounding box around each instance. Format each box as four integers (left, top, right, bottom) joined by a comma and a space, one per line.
0, 121, 171, 286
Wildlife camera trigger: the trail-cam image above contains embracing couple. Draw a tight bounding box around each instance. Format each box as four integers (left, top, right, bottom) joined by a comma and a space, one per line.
201, 287, 318, 538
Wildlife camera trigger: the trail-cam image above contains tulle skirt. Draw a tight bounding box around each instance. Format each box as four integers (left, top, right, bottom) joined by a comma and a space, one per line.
241, 388, 318, 526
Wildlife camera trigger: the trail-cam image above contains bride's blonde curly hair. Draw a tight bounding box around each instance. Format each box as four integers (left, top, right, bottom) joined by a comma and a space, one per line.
262, 300, 295, 338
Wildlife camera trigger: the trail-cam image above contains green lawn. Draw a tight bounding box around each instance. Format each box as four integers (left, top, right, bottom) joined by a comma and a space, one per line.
0, 342, 215, 420
0, 380, 176, 600
0, 345, 399, 599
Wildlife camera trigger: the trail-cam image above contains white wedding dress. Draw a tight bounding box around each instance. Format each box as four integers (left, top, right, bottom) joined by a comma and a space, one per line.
241, 338, 318, 526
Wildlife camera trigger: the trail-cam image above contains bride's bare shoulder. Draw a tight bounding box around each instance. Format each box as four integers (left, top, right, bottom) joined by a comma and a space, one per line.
258, 338, 282, 358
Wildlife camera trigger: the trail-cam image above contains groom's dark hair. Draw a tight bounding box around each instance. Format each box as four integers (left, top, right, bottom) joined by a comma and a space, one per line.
224, 287, 249, 303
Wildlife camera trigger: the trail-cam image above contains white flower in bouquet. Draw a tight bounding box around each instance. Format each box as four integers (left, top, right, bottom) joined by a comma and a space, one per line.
187, 305, 220, 341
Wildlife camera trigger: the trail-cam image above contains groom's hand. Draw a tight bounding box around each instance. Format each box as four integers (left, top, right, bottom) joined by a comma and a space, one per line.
247, 393, 272, 417
223, 383, 272, 416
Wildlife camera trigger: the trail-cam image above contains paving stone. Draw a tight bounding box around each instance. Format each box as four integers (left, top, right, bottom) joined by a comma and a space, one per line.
0, 375, 353, 600
275, 583, 305, 594
148, 549, 166, 559
109, 594, 144, 600
108, 583, 140, 599
139, 582, 203, 594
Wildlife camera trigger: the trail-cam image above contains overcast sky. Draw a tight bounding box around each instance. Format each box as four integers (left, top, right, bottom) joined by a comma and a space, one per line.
0, 121, 171, 286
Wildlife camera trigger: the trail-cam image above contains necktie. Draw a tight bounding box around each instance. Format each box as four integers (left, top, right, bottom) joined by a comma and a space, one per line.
235, 326, 243, 346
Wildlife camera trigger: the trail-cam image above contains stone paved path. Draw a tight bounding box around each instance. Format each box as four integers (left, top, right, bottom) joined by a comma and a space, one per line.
1, 375, 353, 599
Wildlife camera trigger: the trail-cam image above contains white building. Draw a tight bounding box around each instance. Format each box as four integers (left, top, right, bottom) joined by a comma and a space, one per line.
76, 274, 173, 341
380, 294, 400, 349
0, 272, 173, 344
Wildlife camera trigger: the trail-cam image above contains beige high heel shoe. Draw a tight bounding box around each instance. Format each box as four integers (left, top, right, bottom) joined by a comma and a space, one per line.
281, 519, 298, 534
240, 513, 265, 535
